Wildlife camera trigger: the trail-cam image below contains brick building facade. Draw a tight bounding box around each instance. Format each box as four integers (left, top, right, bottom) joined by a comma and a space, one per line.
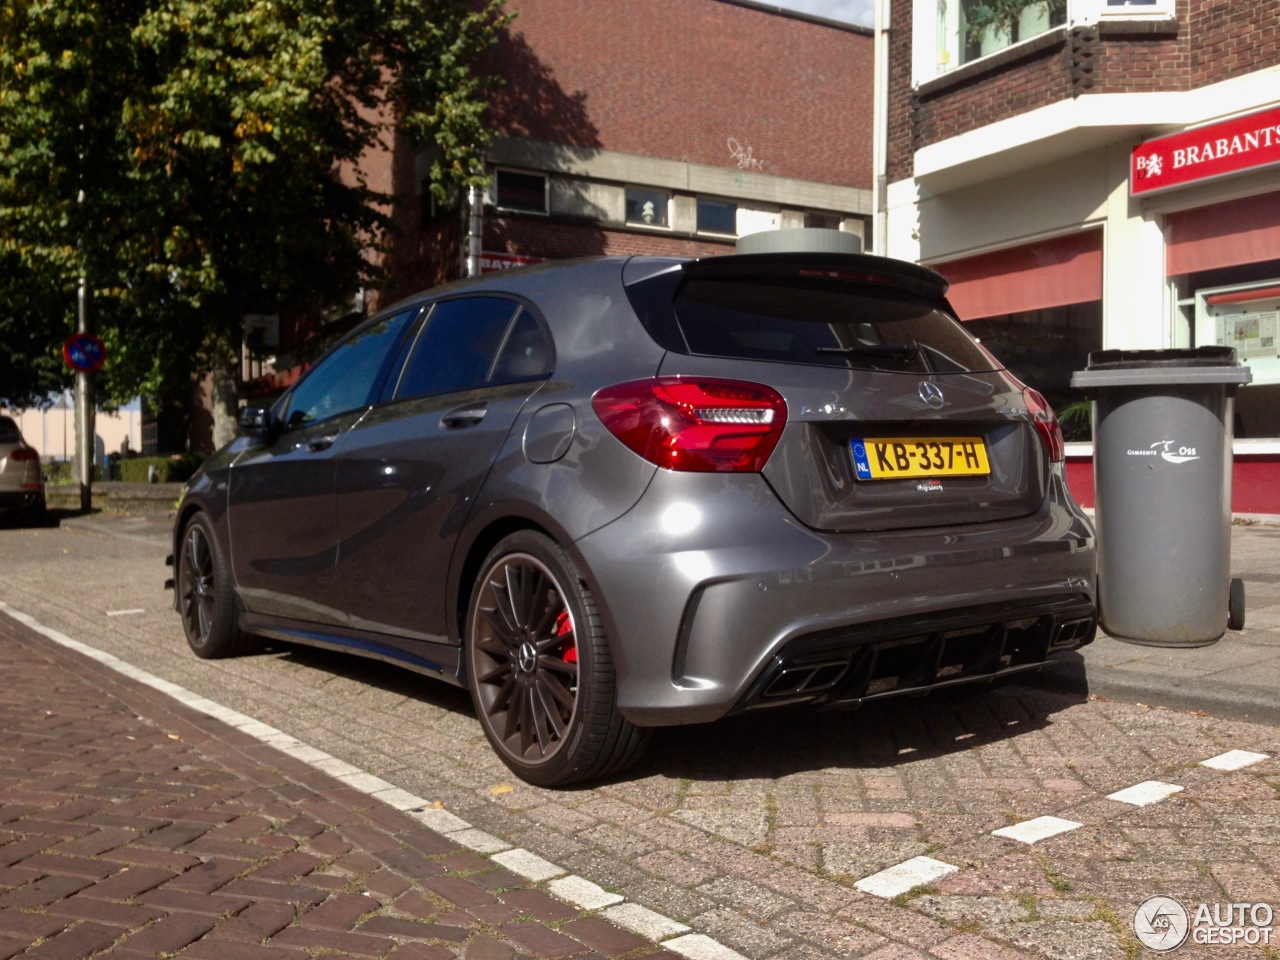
389, 0, 873, 296
879, 0, 1280, 513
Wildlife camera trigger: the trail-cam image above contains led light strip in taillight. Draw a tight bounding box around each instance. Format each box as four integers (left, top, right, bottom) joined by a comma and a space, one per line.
692, 408, 776, 425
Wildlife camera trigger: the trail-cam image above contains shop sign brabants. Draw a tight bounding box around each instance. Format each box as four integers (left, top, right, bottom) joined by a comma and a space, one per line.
1131, 104, 1280, 197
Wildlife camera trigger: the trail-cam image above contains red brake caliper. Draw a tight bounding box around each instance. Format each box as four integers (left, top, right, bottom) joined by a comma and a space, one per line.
555, 610, 577, 663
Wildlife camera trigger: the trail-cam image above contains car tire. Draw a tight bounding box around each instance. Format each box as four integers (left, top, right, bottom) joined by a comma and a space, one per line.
466, 531, 649, 787
177, 513, 255, 659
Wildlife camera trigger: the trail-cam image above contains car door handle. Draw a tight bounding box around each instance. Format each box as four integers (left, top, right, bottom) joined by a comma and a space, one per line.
307, 434, 339, 452
441, 402, 488, 429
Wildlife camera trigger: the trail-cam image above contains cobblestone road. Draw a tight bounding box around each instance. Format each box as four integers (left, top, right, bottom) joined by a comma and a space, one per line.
3, 518, 1279, 958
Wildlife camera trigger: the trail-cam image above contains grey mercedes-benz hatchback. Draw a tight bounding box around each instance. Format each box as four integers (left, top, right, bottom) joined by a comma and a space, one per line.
170, 252, 1097, 786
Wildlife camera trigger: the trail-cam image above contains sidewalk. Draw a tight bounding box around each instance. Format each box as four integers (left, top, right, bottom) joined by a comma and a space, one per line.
0, 611, 680, 960
1037, 518, 1280, 725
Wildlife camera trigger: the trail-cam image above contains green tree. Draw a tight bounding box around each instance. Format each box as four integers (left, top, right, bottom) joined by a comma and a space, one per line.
0, 0, 507, 443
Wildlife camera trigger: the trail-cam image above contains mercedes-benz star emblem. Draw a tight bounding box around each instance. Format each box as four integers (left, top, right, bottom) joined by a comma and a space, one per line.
918, 381, 945, 408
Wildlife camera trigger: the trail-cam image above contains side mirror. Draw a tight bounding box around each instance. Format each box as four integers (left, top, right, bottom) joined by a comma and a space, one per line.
238, 405, 278, 443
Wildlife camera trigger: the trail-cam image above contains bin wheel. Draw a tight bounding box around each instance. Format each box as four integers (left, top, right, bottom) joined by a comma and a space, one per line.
1228, 577, 1246, 631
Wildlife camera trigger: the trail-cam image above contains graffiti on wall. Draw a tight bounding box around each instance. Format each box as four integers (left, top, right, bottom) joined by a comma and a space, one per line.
728, 137, 766, 171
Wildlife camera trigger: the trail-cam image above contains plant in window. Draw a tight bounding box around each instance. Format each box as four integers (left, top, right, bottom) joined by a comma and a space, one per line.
964, 0, 1064, 46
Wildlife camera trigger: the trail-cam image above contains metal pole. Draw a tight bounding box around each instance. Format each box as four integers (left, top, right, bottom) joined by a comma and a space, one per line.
74, 187, 95, 513
75, 270, 94, 512
465, 183, 483, 278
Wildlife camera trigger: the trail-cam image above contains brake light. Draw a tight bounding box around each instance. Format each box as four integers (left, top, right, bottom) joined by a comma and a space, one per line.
592, 378, 787, 472
1023, 388, 1064, 463
10, 448, 37, 462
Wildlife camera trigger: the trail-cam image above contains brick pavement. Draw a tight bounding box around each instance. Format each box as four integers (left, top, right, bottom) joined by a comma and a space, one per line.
0, 613, 679, 960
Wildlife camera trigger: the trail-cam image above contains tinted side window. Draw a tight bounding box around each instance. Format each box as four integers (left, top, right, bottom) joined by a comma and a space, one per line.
283, 310, 416, 428
395, 297, 522, 400
491, 309, 554, 383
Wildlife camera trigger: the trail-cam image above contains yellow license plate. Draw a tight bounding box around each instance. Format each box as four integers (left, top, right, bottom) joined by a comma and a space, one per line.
851, 437, 990, 480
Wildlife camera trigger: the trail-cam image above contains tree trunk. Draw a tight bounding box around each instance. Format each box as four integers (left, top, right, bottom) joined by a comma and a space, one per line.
210, 340, 240, 451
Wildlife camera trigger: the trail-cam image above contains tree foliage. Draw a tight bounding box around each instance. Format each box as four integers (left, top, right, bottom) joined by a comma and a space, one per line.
0, 0, 507, 412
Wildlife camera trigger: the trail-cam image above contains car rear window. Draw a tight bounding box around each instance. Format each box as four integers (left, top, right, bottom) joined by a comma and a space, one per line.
0, 417, 21, 443
671, 277, 1000, 374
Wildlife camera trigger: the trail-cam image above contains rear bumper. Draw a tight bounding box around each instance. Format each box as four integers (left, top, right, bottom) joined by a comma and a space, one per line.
0, 488, 46, 512
575, 469, 1096, 726
730, 593, 1095, 714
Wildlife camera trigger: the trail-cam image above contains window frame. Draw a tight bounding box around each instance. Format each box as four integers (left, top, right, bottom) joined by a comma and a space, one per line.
493, 168, 550, 215
625, 187, 672, 229
696, 197, 739, 237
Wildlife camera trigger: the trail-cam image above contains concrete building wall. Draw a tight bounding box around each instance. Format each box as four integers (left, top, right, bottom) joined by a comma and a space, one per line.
2, 404, 142, 464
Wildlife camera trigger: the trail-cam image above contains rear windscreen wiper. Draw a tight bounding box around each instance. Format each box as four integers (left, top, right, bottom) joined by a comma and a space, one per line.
816, 343, 922, 360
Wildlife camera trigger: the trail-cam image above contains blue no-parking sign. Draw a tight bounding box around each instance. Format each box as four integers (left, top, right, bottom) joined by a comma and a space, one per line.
63, 333, 106, 373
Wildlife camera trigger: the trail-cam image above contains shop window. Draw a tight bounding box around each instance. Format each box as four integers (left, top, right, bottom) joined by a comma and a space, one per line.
626, 188, 670, 228
1181, 261, 1280, 440
965, 302, 1102, 440
697, 198, 738, 236
494, 170, 548, 214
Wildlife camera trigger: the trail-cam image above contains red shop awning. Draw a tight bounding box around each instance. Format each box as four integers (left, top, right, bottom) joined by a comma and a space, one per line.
1166, 190, 1280, 276
932, 230, 1103, 321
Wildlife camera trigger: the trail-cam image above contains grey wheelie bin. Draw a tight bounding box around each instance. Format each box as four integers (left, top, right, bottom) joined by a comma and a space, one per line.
1071, 347, 1252, 646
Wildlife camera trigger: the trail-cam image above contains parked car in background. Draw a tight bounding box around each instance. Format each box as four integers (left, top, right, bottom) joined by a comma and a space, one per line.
169, 252, 1098, 786
0, 416, 46, 524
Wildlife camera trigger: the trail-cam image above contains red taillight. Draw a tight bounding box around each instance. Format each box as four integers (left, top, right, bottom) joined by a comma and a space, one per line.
1023, 388, 1064, 463
592, 378, 788, 472
10, 448, 37, 462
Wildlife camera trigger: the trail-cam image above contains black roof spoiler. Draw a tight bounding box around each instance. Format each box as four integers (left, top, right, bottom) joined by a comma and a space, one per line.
681, 252, 950, 300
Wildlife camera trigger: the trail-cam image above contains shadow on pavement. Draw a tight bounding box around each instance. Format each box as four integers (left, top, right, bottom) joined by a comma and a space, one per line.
246, 637, 1080, 785
639, 681, 1078, 783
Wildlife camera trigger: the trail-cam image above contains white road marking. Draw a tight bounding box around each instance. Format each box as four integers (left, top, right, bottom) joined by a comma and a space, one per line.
854, 855, 959, 898
1202, 750, 1269, 771
1106, 781, 1184, 806
992, 816, 1082, 844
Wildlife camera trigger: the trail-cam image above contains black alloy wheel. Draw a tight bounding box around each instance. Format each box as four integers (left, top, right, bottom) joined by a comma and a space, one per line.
178, 513, 253, 659
466, 531, 648, 787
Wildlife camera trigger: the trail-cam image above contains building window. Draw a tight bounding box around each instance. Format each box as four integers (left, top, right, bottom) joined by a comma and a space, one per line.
494, 169, 548, 214
930, 0, 1065, 75
625, 188, 670, 228
804, 212, 843, 230
697, 198, 738, 236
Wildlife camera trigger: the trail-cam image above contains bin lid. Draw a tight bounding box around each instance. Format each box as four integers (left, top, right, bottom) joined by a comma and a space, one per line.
1071, 347, 1253, 389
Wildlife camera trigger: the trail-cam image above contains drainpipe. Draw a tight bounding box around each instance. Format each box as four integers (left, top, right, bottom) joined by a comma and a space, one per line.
872, 0, 892, 257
